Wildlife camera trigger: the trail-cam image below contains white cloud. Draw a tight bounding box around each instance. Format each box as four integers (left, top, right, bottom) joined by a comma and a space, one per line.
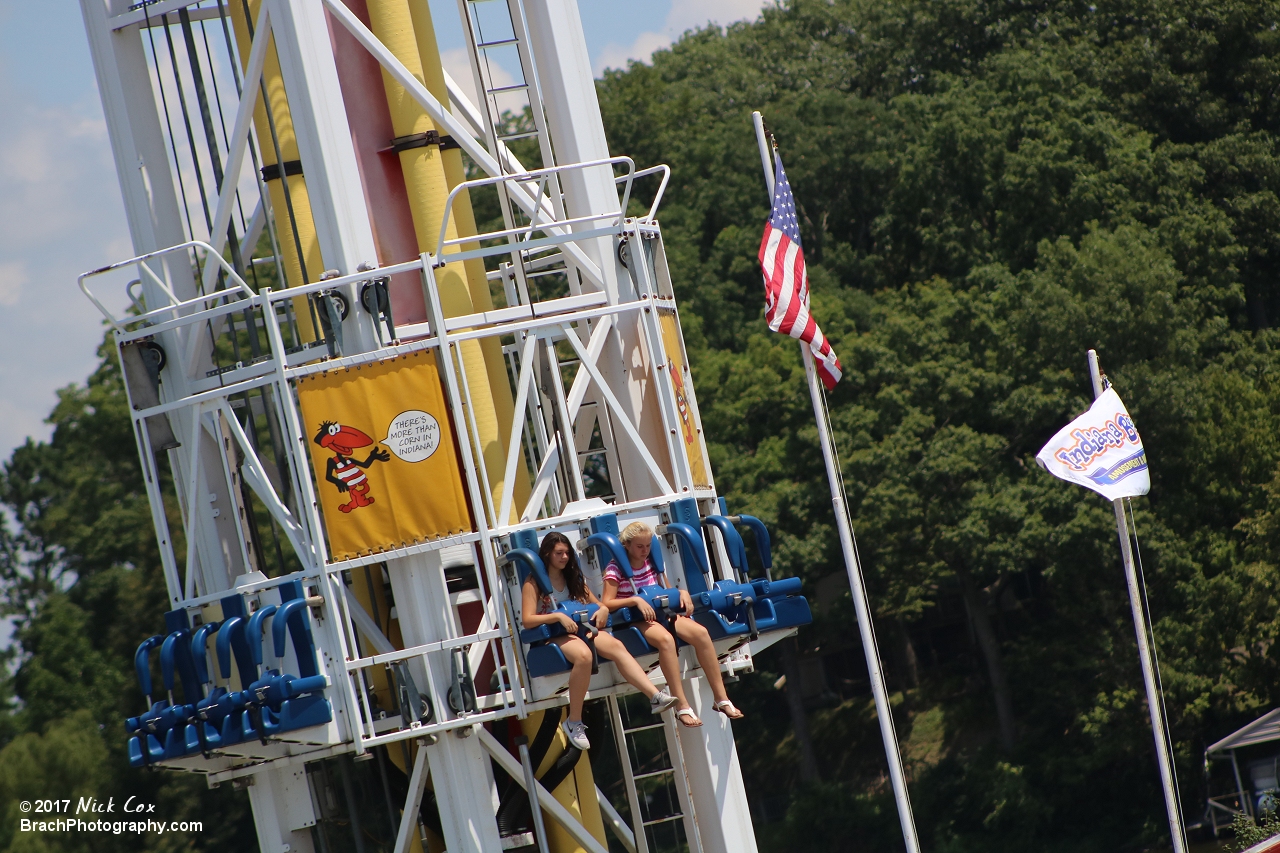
0, 261, 27, 307
594, 31, 671, 76
440, 46, 518, 121
593, 0, 771, 75
667, 0, 772, 33
0, 60, 130, 458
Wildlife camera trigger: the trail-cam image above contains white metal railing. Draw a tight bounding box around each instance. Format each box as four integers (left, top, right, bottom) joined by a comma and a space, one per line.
78, 240, 255, 332
434, 157, 637, 259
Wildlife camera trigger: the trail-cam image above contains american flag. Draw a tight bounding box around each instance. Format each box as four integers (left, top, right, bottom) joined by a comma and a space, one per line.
757, 154, 842, 390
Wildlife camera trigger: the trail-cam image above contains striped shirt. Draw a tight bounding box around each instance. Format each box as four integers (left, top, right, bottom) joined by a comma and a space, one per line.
603, 558, 660, 597
332, 457, 367, 486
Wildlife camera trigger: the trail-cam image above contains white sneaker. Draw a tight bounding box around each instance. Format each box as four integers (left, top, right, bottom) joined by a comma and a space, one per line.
650, 690, 678, 714
562, 719, 590, 750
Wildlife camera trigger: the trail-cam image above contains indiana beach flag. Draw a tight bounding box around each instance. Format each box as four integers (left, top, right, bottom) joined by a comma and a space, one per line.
1036, 387, 1150, 500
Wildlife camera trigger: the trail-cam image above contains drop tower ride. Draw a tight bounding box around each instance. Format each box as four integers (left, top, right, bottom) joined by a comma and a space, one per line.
77, 1, 814, 851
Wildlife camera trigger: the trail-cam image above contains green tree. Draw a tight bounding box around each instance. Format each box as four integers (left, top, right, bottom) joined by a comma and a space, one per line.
598, 0, 1280, 849
0, 341, 255, 852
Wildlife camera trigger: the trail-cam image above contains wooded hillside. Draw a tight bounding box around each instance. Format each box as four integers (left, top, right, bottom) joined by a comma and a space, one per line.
594, 0, 1280, 849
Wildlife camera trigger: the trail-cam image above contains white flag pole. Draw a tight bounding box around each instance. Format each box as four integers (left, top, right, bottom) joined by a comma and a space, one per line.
1087, 349, 1187, 853
752, 110, 921, 853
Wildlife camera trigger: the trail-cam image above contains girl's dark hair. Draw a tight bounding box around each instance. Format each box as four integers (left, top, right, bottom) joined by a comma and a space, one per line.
538, 531, 588, 603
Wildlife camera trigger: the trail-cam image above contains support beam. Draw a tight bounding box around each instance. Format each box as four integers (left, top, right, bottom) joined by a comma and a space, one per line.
596, 786, 637, 853
341, 585, 397, 655
520, 0, 669, 500
246, 766, 317, 853
387, 551, 504, 853
478, 727, 610, 853
394, 743, 431, 853
561, 322, 673, 495
320, 0, 605, 290
269, 0, 380, 352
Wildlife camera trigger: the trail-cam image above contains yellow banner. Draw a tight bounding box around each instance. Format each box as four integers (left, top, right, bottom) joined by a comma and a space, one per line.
659, 311, 710, 489
296, 350, 472, 561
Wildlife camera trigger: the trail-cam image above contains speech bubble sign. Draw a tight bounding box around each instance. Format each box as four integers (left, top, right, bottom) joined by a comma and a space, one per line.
384, 410, 441, 463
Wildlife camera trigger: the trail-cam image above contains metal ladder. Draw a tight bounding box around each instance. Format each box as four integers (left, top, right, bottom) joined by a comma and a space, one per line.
456, 0, 629, 520
607, 694, 704, 853
455, 0, 568, 306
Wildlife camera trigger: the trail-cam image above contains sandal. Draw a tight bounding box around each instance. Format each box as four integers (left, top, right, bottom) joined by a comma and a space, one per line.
675, 707, 703, 728
713, 700, 744, 720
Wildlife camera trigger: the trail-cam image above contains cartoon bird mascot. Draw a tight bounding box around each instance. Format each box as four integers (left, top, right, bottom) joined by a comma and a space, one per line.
313, 421, 391, 512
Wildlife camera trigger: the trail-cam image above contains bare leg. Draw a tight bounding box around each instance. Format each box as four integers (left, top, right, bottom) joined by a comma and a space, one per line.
552, 636, 594, 721
674, 616, 731, 703
595, 634, 658, 699
641, 622, 695, 719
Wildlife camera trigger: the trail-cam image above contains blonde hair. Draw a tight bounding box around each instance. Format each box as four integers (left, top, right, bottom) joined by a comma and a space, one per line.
618, 521, 653, 545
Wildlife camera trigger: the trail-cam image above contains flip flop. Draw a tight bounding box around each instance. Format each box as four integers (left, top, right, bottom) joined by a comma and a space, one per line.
713, 700, 744, 720
675, 707, 702, 728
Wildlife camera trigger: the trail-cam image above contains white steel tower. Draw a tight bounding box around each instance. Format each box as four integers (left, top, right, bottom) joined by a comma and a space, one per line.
78, 2, 816, 851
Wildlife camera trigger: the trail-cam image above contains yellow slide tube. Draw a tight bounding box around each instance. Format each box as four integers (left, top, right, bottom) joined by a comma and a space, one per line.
363, 4, 604, 849
520, 710, 609, 853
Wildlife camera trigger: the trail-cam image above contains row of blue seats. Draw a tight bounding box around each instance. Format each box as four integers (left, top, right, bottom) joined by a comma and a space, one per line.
125, 581, 331, 767
505, 500, 812, 678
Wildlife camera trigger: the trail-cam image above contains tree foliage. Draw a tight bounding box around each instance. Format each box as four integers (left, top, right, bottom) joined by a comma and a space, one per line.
598, 0, 1280, 849
4, 1, 1280, 851
0, 345, 254, 852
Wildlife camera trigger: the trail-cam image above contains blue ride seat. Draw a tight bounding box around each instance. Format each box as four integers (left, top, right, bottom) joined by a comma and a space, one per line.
582, 511, 753, 649
658, 519, 759, 641
126, 634, 170, 767
581, 519, 675, 658
184, 620, 226, 755
702, 513, 812, 634
157, 630, 199, 760
128, 608, 220, 767
262, 596, 331, 732
127, 586, 331, 766
219, 589, 332, 745
503, 542, 602, 679
213, 613, 260, 746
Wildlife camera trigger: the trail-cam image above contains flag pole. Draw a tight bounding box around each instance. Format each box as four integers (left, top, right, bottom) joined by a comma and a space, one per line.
752, 110, 921, 853
1087, 349, 1187, 853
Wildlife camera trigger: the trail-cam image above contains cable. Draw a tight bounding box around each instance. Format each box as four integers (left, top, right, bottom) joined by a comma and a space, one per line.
237, 0, 321, 347
143, 8, 197, 246
238, 0, 310, 283
217, 0, 290, 338
177, 7, 248, 370
161, 12, 214, 235
213, 0, 259, 240
1127, 497, 1187, 826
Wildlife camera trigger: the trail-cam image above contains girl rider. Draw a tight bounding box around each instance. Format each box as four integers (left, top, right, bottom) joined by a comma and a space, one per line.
600, 521, 744, 727
521, 531, 678, 750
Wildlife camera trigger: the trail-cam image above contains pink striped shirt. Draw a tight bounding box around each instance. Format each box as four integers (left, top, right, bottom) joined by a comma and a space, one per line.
603, 558, 661, 597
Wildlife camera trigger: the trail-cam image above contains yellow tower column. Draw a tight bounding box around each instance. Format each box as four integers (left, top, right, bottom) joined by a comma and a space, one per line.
364, 0, 529, 520
520, 710, 610, 853
227, 0, 323, 340
406, 0, 525, 514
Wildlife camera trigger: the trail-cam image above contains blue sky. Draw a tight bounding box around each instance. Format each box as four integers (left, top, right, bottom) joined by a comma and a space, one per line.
0, 0, 770, 464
